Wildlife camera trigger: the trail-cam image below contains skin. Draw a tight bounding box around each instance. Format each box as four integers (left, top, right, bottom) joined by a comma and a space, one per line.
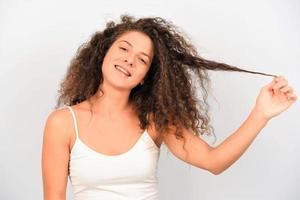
41, 31, 298, 199
95, 31, 154, 118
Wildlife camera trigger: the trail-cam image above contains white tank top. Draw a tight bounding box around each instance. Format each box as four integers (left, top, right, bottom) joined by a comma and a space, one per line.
66, 106, 160, 200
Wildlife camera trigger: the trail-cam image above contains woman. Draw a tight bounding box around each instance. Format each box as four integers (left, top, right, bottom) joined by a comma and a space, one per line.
41, 15, 297, 200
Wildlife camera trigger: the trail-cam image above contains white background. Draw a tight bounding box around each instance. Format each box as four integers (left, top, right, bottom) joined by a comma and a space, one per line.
0, 0, 299, 199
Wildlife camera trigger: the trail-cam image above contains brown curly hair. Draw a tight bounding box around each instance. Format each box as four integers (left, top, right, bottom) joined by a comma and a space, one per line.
55, 14, 276, 152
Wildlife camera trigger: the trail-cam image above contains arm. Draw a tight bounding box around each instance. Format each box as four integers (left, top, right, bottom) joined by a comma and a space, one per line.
162, 107, 267, 175
163, 76, 297, 175
210, 75, 297, 174
209, 108, 268, 174
41, 109, 71, 200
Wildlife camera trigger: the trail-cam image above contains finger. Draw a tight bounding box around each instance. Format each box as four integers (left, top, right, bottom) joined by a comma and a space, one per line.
273, 80, 288, 90
266, 78, 277, 88
280, 86, 294, 93
287, 93, 298, 101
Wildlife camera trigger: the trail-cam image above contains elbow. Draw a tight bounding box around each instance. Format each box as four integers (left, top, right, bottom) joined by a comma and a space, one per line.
207, 149, 224, 175
207, 161, 223, 175
209, 167, 223, 175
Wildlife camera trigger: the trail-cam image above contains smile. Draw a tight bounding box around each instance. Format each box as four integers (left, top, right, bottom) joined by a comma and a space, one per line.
114, 65, 131, 77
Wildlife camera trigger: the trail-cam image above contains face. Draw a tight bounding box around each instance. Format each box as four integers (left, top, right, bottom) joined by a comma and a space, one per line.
101, 31, 154, 90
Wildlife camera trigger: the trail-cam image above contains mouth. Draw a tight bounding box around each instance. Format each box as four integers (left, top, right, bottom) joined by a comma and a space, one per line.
114, 65, 131, 77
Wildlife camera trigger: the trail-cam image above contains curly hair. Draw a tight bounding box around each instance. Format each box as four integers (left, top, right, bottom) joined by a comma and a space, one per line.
55, 14, 276, 153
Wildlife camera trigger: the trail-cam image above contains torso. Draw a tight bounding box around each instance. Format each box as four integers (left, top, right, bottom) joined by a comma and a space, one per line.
68, 101, 162, 156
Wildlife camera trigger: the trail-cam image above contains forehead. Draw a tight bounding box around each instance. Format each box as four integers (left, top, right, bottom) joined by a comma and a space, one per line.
115, 31, 154, 56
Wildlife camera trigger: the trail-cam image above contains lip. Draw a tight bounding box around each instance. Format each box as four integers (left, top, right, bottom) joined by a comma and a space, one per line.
114, 65, 132, 77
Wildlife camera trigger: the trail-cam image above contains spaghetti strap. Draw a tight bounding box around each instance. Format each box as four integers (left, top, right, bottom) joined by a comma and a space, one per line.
67, 106, 79, 139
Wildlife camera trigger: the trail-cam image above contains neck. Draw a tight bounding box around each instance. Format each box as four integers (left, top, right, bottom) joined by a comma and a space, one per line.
89, 83, 134, 119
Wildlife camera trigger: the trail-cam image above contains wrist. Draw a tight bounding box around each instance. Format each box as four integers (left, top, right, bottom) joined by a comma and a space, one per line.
250, 106, 270, 124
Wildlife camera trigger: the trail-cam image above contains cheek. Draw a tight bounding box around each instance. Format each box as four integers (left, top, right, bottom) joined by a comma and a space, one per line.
142, 66, 150, 76
101, 58, 114, 76
102, 51, 116, 69
135, 67, 149, 80
103, 48, 118, 61
101, 59, 108, 72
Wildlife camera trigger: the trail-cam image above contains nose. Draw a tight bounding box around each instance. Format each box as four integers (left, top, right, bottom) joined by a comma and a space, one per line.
124, 55, 134, 67
124, 59, 132, 66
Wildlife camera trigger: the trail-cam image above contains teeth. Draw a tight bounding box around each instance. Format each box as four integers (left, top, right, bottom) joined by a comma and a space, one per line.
115, 65, 130, 76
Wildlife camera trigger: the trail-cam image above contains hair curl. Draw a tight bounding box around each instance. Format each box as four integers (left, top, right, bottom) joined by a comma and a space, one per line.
55, 14, 276, 154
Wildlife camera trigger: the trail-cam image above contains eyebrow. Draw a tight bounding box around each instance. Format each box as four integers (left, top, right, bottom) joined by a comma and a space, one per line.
118, 40, 151, 59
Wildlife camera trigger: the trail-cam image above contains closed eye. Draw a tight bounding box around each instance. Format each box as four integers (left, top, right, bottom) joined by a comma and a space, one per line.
139, 58, 146, 64
119, 47, 128, 52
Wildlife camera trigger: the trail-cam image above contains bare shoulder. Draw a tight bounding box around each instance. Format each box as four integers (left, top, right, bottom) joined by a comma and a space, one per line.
46, 106, 72, 124
42, 107, 74, 197
43, 106, 73, 148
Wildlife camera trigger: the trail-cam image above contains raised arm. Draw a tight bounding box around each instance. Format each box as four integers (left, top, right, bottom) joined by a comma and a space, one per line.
211, 76, 296, 174
163, 76, 297, 175
208, 107, 268, 174
41, 109, 71, 200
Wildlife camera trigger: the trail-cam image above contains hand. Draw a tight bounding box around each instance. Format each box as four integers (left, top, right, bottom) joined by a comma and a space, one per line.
254, 75, 297, 121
